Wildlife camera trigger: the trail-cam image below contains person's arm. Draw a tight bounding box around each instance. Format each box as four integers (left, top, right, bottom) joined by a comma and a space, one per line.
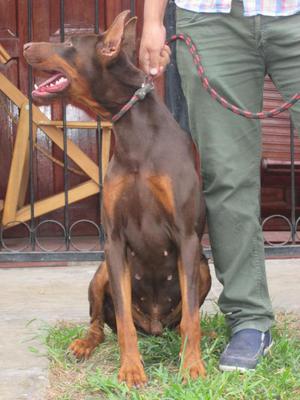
139, 0, 170, 76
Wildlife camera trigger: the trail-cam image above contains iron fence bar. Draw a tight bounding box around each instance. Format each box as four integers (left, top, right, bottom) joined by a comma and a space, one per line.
204, 245, 300, 259
130, 0, 135, 16
1, 244, 300, 263
164, 0, 190, 133
97, 121, 103, 235
60, 0, 70, 250
0, 251, 105, 262
27, 0, 36, 250
94, 0, 103, 246
95, 0, 99, 33
290, 119, 296, 243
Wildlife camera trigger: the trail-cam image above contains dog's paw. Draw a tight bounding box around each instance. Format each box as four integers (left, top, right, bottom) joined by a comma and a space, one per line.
181, 355, 206, 382
69, 338, 97, 360
118, 358, 148, 388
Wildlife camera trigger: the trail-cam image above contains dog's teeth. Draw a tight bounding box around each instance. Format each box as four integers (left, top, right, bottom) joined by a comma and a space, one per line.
167, 274, 172, 281
50, 83, 54, 87
135, 273, 141, 280
34, 83, 38, 89
163, 250, 168, 256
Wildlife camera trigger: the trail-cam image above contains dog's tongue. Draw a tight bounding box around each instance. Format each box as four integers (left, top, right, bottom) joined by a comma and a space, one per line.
32, 73, 69, 96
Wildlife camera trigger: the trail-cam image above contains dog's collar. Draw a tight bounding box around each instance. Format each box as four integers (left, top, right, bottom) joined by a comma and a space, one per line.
111, 77, 155, 123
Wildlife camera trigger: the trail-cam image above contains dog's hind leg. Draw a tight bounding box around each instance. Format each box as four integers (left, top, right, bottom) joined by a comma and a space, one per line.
199, 251, 211, 307
69, 262, 108, 359
163, 251, 211, 330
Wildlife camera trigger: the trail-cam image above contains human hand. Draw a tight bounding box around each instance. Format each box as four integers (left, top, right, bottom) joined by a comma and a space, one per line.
139, 23, 171, 77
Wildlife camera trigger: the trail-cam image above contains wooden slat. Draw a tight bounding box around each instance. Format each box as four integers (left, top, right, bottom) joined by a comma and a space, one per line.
16, 180, 99, 223
2, 104, 29, 225
38, 120, 112, 129
0, 44, 11, 64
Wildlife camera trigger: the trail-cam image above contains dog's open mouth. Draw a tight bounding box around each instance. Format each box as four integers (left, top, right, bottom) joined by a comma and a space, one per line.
32, 72, 70, 98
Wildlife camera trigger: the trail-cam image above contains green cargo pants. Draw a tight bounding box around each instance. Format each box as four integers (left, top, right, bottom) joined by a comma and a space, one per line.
176, 0, 300, 333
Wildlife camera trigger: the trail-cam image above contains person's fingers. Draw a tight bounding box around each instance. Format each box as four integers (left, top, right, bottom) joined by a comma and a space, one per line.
139, 48, 150, 75
162, 44, 171, 56
148, 49, 161, 76
160, 48, 170, 63
139, 25, 167, 76
157, 47, 171, 74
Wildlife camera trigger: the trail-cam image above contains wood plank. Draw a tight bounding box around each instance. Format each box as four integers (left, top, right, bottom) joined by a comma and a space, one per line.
2, 104, 29, 226
16, 180, 99, 223
0, 73, 25, 107
0, 44, 11, 64
38, 120, 112, 129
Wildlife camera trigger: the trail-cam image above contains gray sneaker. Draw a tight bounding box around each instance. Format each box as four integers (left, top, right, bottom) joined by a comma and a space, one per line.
219, 329, 273, 372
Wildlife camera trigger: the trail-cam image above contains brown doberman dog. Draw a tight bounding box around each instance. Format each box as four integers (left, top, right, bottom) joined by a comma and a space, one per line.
24, 10, 211, 387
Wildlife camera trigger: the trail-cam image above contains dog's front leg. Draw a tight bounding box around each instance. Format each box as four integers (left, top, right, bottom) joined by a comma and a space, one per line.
105, 240, 147, 388
178, 233, 206, 380
69, 261, 108, 359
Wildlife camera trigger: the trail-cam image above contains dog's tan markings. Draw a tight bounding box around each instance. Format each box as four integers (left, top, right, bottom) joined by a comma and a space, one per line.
114, 263, 147, 387
177, 259, 206, 380
147, 175, 175, 215
103, 175, 134, 219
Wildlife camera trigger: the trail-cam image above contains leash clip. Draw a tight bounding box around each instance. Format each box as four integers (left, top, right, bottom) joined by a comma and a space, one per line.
135, 80, 154, 100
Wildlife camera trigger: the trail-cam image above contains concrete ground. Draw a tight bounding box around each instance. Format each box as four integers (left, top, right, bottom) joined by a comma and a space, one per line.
0, 259, 299, 400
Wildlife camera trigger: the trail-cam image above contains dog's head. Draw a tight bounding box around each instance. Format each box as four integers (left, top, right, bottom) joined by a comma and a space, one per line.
23, 10, 143, 117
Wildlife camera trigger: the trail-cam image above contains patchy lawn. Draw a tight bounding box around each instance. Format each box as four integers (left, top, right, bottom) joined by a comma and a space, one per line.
38, 313, 300, 400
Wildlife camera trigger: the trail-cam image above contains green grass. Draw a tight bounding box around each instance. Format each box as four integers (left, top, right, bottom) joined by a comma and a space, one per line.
40, 314, 300, 400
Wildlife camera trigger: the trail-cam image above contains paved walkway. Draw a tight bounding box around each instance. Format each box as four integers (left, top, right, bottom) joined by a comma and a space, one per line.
0, 259, 299, 400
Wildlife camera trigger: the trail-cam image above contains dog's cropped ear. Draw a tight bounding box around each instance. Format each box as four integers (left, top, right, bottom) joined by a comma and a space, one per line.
97, 10, 131, 64
123, 17, 137, 63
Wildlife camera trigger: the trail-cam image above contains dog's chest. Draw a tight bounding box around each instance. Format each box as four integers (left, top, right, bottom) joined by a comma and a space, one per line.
103, 172, 176, 227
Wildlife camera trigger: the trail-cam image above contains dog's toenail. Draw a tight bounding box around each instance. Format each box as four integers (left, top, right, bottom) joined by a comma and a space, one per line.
163, 250, 168, 256
167, 274, 172, 280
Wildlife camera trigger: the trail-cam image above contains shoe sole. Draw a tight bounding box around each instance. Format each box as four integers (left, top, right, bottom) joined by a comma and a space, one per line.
219, 340, 274, 373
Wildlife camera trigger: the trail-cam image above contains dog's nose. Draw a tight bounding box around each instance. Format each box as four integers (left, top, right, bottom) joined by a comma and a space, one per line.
23, 42, 33, 52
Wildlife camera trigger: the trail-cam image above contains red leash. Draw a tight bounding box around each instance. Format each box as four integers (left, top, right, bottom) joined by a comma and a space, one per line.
112, 78, 154, 123
167, 33, 300, 119
112, 33, 300, 123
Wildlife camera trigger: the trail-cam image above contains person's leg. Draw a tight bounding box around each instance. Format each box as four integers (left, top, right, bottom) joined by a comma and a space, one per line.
263, 12, 300, 134
176, 1, 274, 334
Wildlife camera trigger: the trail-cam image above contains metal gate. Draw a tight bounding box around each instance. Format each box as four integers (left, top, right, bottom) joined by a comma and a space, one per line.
0, 0, 299, 263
